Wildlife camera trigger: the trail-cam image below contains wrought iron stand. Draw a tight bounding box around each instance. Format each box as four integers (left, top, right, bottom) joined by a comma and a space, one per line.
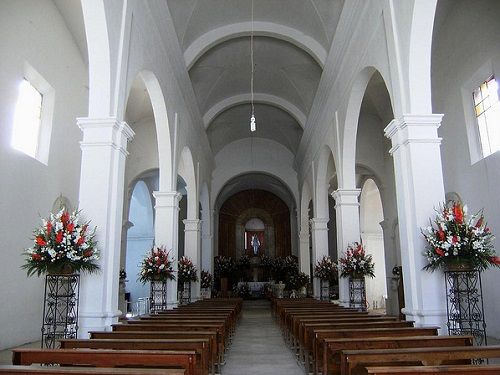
319, 279, 329, 301
445, 268, 487, 346
150, 280, 168, 313
41, 274, 80, 348
180, 281, 192, 305
349, 276, 367, 311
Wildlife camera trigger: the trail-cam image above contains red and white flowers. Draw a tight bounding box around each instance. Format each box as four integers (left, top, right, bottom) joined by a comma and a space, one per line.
339, 242, 375, 278
178, 256, 198, 283
22, 209, 99, 276
200, 270, 213, 289
139, 246, 175, 283
314, 255, 338, 281
422, 201, 499, 271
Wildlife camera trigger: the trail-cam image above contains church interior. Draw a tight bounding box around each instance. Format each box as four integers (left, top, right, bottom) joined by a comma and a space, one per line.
2, 0, 500, 373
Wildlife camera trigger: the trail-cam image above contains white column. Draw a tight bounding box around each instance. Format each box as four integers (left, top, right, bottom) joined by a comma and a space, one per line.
310, 217, 329, 298
201, 209, 214, 273
77, 117, 134, 335
384, 114, 446, 328
153, 191, 182, 307
298, 227, 310, 275
331, 189, 361, 306
184, 219, 202, 299
379, 218, 399, 316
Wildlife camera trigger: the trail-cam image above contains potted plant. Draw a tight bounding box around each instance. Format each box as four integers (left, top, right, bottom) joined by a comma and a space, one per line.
22, 208, 99, 276
422, 201, 500, 272
200, 270, 213, 299
178, 256, 197, 304
339, 242, 375, 279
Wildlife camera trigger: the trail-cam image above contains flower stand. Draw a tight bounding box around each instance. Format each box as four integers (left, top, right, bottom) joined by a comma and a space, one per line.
150, 280, 168, 313
201, 287, 211, 299
445, 267, 487, 346
179, 281, 191, 305
349, 276, 367, 311
319, 279, 329, 301
41, 274, 80, 348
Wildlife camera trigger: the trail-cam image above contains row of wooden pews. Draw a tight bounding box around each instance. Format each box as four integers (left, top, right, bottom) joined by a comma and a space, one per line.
6, 298, 242, 375
274, 298, 500, 375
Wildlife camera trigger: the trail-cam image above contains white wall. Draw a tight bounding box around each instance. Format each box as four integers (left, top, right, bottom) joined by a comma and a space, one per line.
0, 0, 87, 349
432, 0, 500, 338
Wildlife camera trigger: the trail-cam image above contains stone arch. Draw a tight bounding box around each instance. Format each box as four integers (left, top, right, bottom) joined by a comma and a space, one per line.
408, 0, 439, 113
341, 66, 394, 189
81, 0, 111, 117
184, 21, 326, 70
178, 146, 198, 220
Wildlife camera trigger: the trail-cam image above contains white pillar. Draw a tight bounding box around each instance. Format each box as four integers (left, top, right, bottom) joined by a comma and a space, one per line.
379, 218, 399, 316
201, 209, 214, 273
77, 117, 134, 335
384, 114, 446, 328
310, 217, 329, 298
331, 189, 361, 306
184, 219, 201, 299
298, 227, 310, 275
153, 191, 182, 307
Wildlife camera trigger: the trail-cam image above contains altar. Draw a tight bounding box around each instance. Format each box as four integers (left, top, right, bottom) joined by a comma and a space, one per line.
237, 281, 273, 293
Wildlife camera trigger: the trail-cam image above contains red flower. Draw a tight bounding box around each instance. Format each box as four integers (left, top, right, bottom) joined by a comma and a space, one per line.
66, 223, 75, 232
475, 216, 484, 228
437, 230, 445, 241
55, 231, 63, 243
452, 235, 459, 244
490, 256, 500, 265
77, 236, 85, 246
435, 248, 445, 257
453, 204, 463, 224
83, 249, 93, 257
61, 211, 70, 225
36, 236, 47, 246
31, 253, 41, 261
46, 221, 52, 234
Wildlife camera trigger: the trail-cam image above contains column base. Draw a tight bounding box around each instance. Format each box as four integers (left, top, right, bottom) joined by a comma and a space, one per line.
401, 307, 447, 332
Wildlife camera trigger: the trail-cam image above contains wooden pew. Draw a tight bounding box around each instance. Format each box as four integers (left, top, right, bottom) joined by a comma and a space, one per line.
59, 338, 210, 375
318, 335, 473, 375
0, 366, 183, 374
341, 345, 500, 375
12, 348, 196, 375
366, 364, 500, 374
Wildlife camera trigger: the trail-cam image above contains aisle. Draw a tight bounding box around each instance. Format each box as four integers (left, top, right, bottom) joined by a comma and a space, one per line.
222, 300, 304, 375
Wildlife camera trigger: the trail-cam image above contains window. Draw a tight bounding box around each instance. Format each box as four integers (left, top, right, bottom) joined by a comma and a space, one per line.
11, 63, 54, 164
11, 79, 43, 159
473, 76, 500, 157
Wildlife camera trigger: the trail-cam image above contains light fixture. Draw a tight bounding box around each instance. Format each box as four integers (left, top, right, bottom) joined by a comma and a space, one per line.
250, 0, 256, 132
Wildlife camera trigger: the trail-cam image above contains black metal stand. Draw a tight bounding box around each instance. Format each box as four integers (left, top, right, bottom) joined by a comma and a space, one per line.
180, 281, 192, 305
349, 277, 367, 311
150, 280, 168, 313
445, 268, 487, 346
319, 279, 329, 301
41, 274, 80, 348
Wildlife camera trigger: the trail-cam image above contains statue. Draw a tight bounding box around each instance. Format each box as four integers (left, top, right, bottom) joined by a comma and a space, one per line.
251, 234, 260, 256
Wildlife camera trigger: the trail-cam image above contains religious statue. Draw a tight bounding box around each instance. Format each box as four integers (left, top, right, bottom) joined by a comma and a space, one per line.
251, 234, 260, 256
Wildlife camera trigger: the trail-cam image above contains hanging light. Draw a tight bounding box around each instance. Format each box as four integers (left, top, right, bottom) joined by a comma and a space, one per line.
250, 0, 256, 132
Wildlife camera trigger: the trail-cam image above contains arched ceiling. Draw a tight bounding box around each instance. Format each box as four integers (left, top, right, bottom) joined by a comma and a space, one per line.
166, 0, 345, 157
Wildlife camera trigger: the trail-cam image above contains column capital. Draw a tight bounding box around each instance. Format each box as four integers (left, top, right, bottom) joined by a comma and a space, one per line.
77, 117, 134, 157
384, 114, 444, 154
310, 217, 329, 231
183, 219, 201, 232
331, 189, 361, 207
153, 191, 182, 209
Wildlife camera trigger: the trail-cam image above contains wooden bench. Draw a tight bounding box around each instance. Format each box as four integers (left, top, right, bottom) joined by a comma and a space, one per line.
59, 338, 210, 375
0, 365, 183, 374
89, 331, 218, 373
318, 335, 473, 375
341, 345, 500, 375
366, 364, 500, 374
12, 348, 196, 375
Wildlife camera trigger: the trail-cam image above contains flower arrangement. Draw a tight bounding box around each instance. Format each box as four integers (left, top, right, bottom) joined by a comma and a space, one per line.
119, 268, 127, 281
178, 256, 198, 283
286, 271, 310, 291
260, 254, 273, 268
237, 254, 250, 269
339, 242, 375, 278
139, 246, 175, 283
22, 209, 99, 277
422, 201, 499, 272
314, 255, 338, 281
201, 270, 213, 289
214, 255, 235, 277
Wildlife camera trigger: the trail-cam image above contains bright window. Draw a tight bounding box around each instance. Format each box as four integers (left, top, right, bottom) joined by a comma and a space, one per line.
473, 76, 500, 157
11, 79, 43, 159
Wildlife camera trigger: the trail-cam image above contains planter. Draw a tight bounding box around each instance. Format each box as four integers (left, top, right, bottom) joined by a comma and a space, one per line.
47, 263, 75, 276
150, 280, 168, 313
444, 261, 474, 272
349, 276, 366, 311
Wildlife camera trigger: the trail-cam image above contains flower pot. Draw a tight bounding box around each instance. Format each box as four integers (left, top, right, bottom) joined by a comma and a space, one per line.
47, 263, 74, 275
445, 261, 474, 272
